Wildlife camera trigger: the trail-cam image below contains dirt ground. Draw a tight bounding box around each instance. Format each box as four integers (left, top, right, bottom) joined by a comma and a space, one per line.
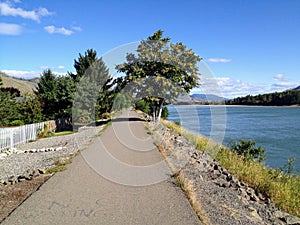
0, 175, 50, 223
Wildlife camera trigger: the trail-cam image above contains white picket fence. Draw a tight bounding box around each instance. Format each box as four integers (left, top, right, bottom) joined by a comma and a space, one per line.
0, 122, 46, 152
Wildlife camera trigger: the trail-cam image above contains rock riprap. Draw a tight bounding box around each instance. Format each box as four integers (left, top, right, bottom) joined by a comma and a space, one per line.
149, 122, 300, 225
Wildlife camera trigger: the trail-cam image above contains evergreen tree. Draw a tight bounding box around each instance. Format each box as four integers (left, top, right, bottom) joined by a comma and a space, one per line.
35, 69, 75, 119
69, 49, 98, 82
71, 50, 116, 124
18, 94, 43, 124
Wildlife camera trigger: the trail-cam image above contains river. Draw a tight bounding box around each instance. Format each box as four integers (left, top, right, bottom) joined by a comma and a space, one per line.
167, 105, 300, 172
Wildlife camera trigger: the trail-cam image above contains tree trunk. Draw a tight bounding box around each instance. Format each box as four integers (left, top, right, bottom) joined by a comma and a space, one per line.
152, 105, 156, 122
157, 99, 165, 122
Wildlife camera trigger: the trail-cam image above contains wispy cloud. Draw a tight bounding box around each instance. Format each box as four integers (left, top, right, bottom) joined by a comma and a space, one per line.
271, 73, 298, 91
0, 22, 22, 35
198, 77, 265, 99
40, 65, 66, 70
44, 25, 74, 35
207, 58, 232, 63
0, 2, 53, 22
71, 26, 82, 32
271, 81, 299, 90
2, 70, 40, 79
3, 69, 67, 79
273, 73, 285, 81
57, 65, 65, 70
194, 73, 300, 99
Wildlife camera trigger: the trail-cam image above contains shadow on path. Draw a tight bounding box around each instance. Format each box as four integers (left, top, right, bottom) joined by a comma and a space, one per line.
112, 117, 145, 123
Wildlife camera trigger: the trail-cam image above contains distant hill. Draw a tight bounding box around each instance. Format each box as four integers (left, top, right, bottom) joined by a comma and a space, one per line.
293, 85, 300, 91
0, 72, 38, 95
190, 94, 226, 102
176, 93, 226, 104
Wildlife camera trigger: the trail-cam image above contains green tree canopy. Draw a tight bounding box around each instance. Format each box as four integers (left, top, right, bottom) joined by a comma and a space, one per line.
116, 30, 201, 121
69, 49, 98, 82
35, 69, 75, 120
71, 49, 117, 125
0, 91, 20, 126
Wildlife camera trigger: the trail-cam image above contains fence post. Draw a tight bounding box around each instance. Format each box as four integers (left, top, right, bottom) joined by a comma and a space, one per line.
10, 129, 13, 149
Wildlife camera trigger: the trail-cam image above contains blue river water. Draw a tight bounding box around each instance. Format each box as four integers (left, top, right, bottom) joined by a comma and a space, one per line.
167, 105, 300, 172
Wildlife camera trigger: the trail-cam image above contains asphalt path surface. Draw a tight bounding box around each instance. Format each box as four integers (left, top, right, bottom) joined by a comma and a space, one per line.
2, 110, 201, 225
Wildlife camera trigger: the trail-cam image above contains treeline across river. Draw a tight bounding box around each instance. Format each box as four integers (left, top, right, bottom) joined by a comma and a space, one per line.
226, 89, 300, 106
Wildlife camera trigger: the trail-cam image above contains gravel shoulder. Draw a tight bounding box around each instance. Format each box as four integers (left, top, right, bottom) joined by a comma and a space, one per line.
0, 125, 104, 223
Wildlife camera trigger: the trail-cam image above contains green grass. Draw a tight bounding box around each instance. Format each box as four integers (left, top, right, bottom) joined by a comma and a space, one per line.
162, 120, 300, 217
45, 158, 73, 174
50, 131, 74, 136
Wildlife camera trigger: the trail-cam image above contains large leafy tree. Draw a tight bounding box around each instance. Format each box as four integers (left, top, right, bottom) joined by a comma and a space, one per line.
116, 30, 201, 121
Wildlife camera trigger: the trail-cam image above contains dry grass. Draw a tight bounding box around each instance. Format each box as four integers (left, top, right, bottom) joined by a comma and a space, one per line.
162, 120, 300, 217
0, 72, 37, 95
173, 171, 210, 225
156, 144, 210, 224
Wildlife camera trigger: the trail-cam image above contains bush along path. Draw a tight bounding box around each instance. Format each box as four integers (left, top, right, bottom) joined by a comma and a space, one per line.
147, 121, 300, 225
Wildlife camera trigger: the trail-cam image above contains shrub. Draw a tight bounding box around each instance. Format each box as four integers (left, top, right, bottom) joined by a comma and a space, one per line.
161, 106, 169, 119
229, 139, 266, 162
10, 120, 25, 126
135, 99, 150, 115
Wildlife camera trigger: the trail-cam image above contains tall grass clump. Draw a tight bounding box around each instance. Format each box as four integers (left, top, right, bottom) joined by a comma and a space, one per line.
162, 120, 300, 217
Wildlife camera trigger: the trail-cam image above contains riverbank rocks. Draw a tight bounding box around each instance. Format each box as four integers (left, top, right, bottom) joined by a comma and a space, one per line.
147, 122, 300, 225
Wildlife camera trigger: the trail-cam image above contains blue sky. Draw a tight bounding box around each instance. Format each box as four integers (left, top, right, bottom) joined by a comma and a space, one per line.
0, 0, 299, 98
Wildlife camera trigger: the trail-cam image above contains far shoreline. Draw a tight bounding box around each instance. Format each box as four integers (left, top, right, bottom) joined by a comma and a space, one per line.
171, 104, 300, 108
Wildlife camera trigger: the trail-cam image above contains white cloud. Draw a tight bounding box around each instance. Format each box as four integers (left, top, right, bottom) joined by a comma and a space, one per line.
207, 58, 232, 63
0, 2, 52, 22
57, 65, 65, 70
39, 65, 66, 70
44, 25, 74, 35
198, 77, 266, 99
3, 69, 67, 79
271, 73, 299, 91
271, 81, 299, 90
273, 73, 285, 81
193, 74, 300, 99
71, 26, 82, 32
0, 22, 22, 35
2, 70, 40, 79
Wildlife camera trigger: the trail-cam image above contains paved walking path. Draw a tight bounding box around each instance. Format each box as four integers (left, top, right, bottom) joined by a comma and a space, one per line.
2, 110, 201, 225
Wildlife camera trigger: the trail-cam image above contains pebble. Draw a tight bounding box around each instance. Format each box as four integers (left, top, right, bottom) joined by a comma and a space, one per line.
0, 126, 104, 184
